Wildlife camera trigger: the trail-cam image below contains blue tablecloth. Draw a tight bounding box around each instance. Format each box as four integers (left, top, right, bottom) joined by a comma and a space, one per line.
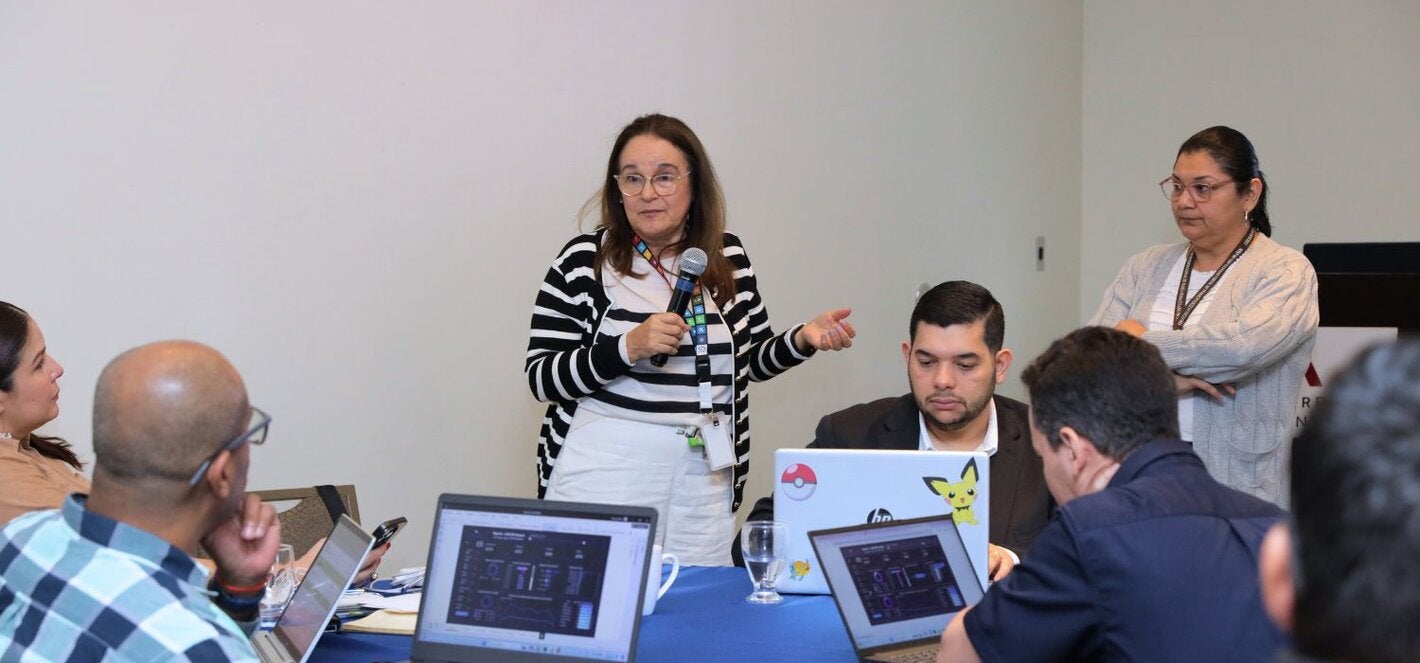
310, 566, 859, 662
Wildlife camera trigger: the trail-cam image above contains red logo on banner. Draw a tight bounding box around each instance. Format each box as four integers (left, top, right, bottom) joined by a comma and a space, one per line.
1305, 363, 1322, 388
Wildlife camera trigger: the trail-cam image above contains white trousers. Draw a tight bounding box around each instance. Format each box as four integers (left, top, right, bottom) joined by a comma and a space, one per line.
545, 411, 734, 566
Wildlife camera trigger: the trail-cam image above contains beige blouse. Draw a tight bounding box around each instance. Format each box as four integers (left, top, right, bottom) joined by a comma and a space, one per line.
0, 437, 91, 525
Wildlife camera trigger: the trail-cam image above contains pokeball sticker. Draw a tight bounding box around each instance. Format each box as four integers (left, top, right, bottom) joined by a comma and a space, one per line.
780, 463, 818, 501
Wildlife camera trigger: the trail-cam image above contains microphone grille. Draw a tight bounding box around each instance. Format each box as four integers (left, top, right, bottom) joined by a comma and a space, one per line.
681, 248, 709, 276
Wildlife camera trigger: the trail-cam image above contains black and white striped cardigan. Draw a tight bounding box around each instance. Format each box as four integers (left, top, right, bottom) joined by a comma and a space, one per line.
525, 229, 812, 512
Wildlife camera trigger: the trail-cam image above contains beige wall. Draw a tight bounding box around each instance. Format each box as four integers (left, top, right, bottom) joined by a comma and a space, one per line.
1, 1, 1083, 570
8, 1, 1417, 573
1080, 1, 1420, 321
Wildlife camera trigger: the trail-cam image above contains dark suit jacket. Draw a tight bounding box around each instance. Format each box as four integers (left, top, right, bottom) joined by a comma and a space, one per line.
734, 394, 1054, 565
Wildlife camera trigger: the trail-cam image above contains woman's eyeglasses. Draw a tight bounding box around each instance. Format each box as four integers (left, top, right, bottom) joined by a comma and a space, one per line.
1159, 178, 1234, 203
612, 171, 691, 197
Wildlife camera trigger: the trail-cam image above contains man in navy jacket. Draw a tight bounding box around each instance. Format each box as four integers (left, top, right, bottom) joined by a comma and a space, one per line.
939, 327, 1285, 662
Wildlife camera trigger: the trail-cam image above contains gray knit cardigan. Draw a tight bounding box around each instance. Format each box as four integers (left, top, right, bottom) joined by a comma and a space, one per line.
1090, 233, 1318, 506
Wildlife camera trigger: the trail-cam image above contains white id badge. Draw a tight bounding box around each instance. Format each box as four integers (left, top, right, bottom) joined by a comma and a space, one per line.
702, 415, 735, 470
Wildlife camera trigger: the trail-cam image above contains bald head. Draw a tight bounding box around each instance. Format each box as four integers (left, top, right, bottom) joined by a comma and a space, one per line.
92, 341, 249, 483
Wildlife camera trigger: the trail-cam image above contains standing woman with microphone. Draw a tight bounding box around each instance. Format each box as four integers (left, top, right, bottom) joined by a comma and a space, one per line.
526, 114, 854, 565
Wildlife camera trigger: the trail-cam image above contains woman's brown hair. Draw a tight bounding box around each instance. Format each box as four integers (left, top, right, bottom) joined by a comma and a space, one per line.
583, 114, 736, 307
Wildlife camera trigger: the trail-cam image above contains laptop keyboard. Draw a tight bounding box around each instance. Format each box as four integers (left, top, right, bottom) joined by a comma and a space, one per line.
868, 644, 940, 662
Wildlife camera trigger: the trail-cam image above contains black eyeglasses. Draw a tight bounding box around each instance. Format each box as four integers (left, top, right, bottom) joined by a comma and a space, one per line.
187, 406, 271, 486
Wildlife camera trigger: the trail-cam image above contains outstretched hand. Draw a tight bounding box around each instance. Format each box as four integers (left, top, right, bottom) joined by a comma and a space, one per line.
202, 493, 281, 588
795, 307, 856, 353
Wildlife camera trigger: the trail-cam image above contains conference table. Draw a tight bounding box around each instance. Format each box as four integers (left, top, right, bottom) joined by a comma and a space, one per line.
309, 566, 863, 662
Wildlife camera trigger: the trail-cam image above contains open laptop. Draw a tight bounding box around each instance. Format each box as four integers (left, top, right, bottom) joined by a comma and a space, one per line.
774, 448, 990, 594
405, 494, 656, 663
252, 513, 375, 663
810, 514, 986, 663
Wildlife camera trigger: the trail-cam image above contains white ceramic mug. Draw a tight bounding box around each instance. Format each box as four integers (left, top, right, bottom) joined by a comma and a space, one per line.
641, 543, 680, 616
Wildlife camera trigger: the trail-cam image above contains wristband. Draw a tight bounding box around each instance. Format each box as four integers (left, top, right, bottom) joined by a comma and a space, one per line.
217, 578, 268, 595
215, 591, 263, 608
211, 587, 264, 615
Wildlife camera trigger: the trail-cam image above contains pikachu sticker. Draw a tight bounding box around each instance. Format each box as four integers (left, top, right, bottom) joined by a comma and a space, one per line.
923, 458, 980, 526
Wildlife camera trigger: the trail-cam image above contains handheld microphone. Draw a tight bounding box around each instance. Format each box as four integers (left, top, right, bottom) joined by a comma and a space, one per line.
651, 247, 708, 367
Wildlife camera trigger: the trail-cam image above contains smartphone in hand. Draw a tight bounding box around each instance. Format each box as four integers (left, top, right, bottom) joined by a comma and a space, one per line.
370, 517, 407, 548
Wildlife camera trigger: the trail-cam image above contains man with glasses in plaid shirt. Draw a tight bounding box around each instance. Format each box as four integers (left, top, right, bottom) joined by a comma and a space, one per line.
0, 340, 279, 660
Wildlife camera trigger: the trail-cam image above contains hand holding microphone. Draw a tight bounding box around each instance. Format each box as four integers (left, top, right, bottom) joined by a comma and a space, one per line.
626, 314, 690, 364
626, 248, 708, 366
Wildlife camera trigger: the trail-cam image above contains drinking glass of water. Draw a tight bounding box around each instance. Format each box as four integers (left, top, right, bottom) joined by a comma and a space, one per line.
258, 544, 297, 629
741, 521, 787, 605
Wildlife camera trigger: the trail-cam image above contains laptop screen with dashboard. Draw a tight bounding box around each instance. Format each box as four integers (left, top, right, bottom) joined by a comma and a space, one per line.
412, 494, 656, 663
810, 514, 985, 655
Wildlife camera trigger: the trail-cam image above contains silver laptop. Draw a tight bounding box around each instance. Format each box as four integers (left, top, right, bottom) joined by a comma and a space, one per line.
810, 514, 986, 663
405, 494, 656, 663
774, 448, 990, 594
252, 513, 375, 663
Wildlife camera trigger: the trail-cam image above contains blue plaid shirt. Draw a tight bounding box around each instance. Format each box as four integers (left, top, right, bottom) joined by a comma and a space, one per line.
0, 495, 259, 661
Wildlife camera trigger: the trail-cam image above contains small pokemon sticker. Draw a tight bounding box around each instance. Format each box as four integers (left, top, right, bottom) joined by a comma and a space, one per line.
790, 559, 811, 580
780, 463, 818, 501
923, 457, 981, 526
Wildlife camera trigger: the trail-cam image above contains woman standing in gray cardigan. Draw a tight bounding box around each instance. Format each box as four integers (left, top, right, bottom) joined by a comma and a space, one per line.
1091, 126, 1318, 506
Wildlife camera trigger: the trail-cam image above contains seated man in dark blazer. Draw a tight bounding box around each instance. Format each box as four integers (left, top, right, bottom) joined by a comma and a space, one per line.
735, 281, 1053, 578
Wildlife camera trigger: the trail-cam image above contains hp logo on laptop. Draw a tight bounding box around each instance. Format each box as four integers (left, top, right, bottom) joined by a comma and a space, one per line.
865, 508, 894, 523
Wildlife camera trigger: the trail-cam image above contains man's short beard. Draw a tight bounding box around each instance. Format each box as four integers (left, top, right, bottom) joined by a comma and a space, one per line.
921, 388, 994, 434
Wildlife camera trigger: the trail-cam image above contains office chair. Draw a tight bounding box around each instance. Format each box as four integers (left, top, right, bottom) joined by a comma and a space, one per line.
252, 484, 361, 558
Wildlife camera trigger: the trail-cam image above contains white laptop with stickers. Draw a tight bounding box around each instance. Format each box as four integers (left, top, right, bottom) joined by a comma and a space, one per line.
772, 448, 989, 594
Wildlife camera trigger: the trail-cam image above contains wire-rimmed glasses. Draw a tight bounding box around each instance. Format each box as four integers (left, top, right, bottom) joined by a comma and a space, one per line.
612, 170, 691, 197
1159, 177, 1234, 203
187, 406, 271, 485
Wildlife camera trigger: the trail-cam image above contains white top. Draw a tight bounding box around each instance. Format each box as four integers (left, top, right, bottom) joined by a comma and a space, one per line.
917, 399, 999, 456
1148, 252, 1226, 441
576, 251, 735, 427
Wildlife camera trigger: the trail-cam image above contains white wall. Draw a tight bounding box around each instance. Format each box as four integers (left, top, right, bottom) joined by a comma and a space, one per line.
1, 1, 1082, 570
1080, 1, 1420, 321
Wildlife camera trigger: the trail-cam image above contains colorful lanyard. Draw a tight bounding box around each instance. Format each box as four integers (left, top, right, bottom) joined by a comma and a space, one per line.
632, 234, 715, 418
1174, 226, 1257, 330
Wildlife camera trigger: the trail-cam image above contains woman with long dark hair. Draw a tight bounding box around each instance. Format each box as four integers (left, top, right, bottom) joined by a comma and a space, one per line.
0, 302, 89, 524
